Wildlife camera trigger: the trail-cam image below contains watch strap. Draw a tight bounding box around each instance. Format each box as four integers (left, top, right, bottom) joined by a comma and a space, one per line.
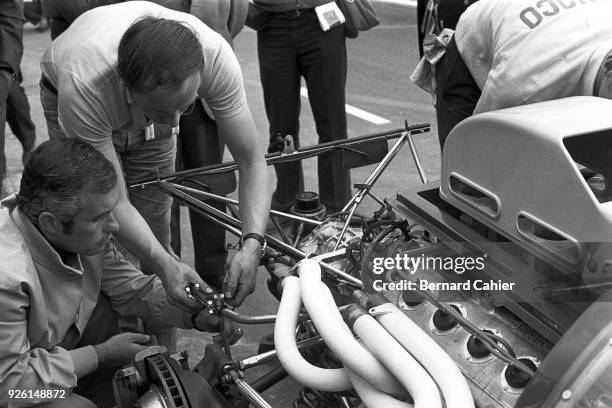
241, 232, 267, 258
241, 232, 265, 246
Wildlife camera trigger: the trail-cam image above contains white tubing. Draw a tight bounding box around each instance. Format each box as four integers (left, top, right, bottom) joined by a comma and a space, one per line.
298, 259, 405, 397
346, 369, 414, 408
370, 301, 474, 408
274, 276, 352, 392
352, 313, 442, 408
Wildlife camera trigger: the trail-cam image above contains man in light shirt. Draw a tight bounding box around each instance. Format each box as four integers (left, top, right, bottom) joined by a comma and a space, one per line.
40, 1, 270, 311
0, 138, 240, 407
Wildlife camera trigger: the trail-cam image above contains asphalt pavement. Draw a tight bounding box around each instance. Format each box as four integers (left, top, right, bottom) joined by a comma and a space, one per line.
3, 2, 440, 406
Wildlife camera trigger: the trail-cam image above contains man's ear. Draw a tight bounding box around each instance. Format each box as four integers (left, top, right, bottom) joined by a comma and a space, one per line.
38, 211, 60, 235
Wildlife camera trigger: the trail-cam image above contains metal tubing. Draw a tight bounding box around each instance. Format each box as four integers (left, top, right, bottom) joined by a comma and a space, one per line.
240, 336, 325, 370
250, 364, 288, 393
298, 261, 405, 397
220, 309, 309, 325
220, 309, 277, 325
369, 300, 475, 408
167, 183, 321, 226
157, 182, 362, 287
346, 369, 413, 408
333, 131, 410, 251
406, 131, 428, 183
130, 126, 429, 187
274, 276, 352, 392
234, 378, 275, 408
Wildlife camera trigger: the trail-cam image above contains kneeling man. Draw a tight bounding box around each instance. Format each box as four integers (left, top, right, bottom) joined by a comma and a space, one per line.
0, 138, 230, 407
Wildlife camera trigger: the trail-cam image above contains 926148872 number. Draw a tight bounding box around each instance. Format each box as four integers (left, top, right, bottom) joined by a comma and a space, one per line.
8, 389, 66, 399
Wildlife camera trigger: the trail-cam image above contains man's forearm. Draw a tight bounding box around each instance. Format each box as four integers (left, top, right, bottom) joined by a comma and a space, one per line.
112, 199, 174, 273
237, 158, 271, 236
69, 346, 98, 378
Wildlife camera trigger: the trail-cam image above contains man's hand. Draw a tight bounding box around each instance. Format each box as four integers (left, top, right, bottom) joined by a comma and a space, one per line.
193, 313, 243, 346
192, 311, 221, 332
94, 333, 151, 366
157, 256, 213, 312
223, 239, 260, 306
213, 318, 243, 346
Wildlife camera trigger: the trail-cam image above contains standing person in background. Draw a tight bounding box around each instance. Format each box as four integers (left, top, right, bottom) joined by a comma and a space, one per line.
6, 68, 36, 166
416, 0, 478, 57
0, 0, 24, 197
428, 0, 612, 147
23, 0, 48, 32
251, 0, 352, 215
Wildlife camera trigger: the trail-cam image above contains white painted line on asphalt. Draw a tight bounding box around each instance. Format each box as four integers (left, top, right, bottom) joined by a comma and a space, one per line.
300, 87, 391, 125
371, 0, 417, 6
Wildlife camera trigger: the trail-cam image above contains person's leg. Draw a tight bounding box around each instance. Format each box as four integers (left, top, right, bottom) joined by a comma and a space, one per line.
6, 71, 36, 163
120, 129, 176, 252
0, 69, 14, 194
258, 14, 303, 212
434, 35, 481, 148
23, 0, 42, 25
177, 102, 228, 289
73, 294, 121, 408
297, 13, 351, 213
118, 128, 177, 350
39, 76, 68, 139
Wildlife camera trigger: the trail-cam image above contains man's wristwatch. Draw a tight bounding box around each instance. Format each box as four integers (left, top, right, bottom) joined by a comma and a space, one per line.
240, 232, 267, 259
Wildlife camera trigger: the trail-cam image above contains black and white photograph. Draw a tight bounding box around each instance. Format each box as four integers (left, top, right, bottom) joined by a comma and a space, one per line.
1, 0, 611, 407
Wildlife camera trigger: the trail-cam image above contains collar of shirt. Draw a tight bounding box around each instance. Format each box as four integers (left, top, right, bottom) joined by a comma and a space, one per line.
9, 204, 84, 276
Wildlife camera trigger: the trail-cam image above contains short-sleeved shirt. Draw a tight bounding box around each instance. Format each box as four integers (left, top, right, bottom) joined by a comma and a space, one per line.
455, 0, 612, 114
40, 1, 247, 154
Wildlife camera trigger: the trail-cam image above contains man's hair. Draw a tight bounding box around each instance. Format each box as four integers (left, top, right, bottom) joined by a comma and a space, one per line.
117, 16, 204, 92
16, 138, 117, 232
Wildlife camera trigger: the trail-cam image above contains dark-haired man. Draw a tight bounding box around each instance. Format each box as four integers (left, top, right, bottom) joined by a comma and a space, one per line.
39, 2, 270, 311
0, 138, 236, 408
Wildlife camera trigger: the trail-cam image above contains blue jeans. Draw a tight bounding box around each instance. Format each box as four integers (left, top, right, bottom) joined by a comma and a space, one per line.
40, 79, 176, 250
257, 8, 352, 213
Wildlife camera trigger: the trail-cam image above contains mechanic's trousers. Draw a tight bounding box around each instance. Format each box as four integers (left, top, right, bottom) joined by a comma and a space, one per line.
434, 35, 481, 148
171, 101, 228, 289
258, 8, 352, 213
38, 295, 121, 408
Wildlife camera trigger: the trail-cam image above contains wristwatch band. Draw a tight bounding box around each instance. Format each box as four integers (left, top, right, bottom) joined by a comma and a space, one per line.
241, 232, 267, 258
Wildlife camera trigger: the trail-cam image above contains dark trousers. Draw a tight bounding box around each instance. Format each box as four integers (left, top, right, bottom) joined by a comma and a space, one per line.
0, 73, 11, 194
434, 35, 481, 148
1, 71, 35, 182
7, 71, 36, 153
40, 295, 121, 408
257, 9, 352, 213
170, 102, 228, 289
